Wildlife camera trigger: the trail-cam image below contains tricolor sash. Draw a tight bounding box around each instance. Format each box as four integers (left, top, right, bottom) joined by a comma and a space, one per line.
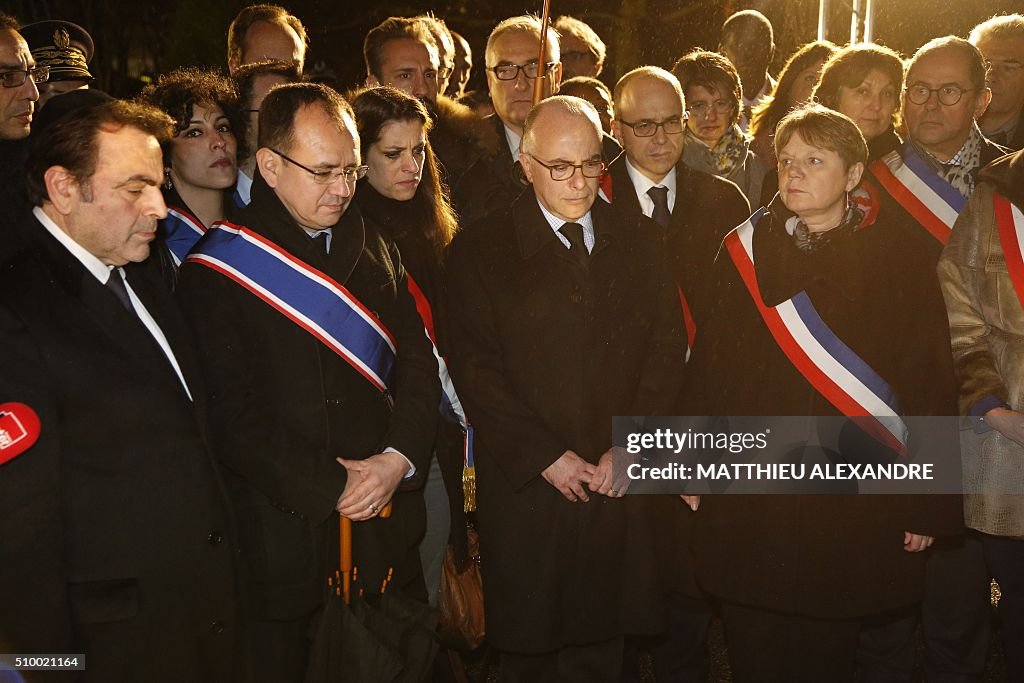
994, 193, 1024, 311
724, 209, 909, 455
185, 222, 396, 394
163, 207, 206, 266
870, 144, 966, 245
678, 287, 696, 361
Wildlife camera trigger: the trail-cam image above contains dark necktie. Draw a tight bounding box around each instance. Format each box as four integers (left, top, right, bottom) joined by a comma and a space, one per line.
106, 267, 135, 314
559, 222, 589, 269
647, 186, 671, 228
311, 231, 329, 257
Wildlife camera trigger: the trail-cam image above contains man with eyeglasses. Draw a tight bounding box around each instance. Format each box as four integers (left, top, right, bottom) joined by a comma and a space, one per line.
447, 94, 685, 683
553, 15, 606, 79
607, 66, 748, 683
970, 14, 1024, 151
857, 35, 1005, 683
452, 15, 564, 225
177, 83, 440, 681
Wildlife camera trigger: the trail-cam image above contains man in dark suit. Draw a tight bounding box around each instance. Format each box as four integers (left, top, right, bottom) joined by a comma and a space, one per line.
609, 66, 750, 334
606, 65, 750, 683
447, 95, 686, 682
0, 98, 240, 681
176, 83, 439, 682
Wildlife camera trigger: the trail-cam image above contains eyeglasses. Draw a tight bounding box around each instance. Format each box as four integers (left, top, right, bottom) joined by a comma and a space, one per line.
1, 65, 49, 89
904, 84, 974, 106
488, 61, 557, 81
617, 115, 686, 137
527, 154, 605, 181
270, 148, 368, 185
686, 100, 734, 117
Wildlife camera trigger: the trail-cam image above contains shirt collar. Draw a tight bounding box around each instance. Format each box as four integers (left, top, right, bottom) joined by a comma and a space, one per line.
235, 169, 253, 205
624, 157, 677, 197
33, 206, 115, 284
535, 197, 594, 235
504, 124, 522, 159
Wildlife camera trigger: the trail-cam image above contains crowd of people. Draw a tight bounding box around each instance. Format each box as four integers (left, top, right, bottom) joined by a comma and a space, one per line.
1, 3, 1023, 682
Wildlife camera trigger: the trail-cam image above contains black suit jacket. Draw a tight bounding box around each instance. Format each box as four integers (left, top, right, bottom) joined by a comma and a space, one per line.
0, 212, 239, 682
176, 173, 440, 620
606, 157, 750, 329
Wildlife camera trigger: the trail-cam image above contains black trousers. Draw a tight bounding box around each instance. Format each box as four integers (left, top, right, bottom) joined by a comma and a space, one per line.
984, 534, 1024, 683
856, 534, 991, 683
499, 636, 625, 683
720, 601, 861, 683
622, 591, 712, 683
247, 610, 318, 683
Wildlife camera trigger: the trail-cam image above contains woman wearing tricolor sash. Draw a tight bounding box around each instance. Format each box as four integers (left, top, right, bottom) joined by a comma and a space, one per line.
688, 105, 963, 680
939, 147, 1024, 681
139, 68, 240, 268
351, 87, 470, 608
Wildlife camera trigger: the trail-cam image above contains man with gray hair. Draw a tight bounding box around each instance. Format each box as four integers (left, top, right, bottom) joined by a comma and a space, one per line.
553, 15, 606, 79
970, 13, 1024, 150
447, 95, 685, 681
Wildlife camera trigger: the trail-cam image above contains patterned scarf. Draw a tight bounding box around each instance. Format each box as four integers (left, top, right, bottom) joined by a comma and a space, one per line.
914, 121, 984, 199
787, 204, 865, 253
685, 123, 751, 179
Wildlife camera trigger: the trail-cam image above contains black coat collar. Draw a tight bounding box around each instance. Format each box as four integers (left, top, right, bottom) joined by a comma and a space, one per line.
513, 188, 621, 261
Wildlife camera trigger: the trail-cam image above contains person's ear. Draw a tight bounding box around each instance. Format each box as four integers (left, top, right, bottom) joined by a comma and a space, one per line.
519, 151, 535, 184
366, 74, 380, 88
974, 87, 993, 121
611, 119, 624, 146
256, 148, 280, 188
846, 161, 865, 191
43, 165, 78, 215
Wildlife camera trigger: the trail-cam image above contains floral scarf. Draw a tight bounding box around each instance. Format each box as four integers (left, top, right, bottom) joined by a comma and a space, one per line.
685, 123, 751, 179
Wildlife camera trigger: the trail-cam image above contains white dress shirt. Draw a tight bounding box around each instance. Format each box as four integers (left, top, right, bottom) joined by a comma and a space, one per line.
34, 206, 193, 400
536, 199, 596, 253
504, 124, 523, 159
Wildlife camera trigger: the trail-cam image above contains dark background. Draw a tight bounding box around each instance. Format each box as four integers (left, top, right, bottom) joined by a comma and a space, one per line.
4, 0, 1023, 98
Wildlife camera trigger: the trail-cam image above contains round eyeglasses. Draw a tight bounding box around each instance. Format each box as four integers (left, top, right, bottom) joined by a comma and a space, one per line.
904, 83, 974, 106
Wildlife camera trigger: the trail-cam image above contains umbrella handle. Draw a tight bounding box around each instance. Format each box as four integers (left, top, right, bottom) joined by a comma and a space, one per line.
340, 514, 352, 604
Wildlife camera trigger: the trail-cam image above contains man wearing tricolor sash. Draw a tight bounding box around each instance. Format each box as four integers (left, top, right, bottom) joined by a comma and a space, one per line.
177, 83, 440, 681
447, 96, 685, 681
939, 147, 1024, 682
689, 105, 962, 681
870, 37, 1005, 260
859, 38, 1004, 681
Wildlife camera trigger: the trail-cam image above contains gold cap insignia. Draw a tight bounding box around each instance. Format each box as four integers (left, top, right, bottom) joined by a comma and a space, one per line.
53, 27, 70, 50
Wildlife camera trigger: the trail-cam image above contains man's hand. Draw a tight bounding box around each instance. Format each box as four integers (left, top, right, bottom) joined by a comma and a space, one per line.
542, 450, 596, 502
680, 495, 700, 511
983, 407, 1024, 447
903, 531, 935, 553
588, 447, 630, 498
335, 452, 410, 521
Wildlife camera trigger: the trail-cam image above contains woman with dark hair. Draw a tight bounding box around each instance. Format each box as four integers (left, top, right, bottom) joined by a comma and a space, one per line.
689, 104, 961, 680
813, 43, 905, 161
672, 49, 768, 206
749, 40, 838, 166
350, 85, 465, 606
139, 67, 239, 265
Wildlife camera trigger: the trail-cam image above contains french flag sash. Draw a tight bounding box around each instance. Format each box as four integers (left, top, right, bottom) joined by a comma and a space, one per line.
185, 222, 396, 395
678, 288, 696, 361
994, 193, 1024, 311
404, 274, 476, 510
869, 144, 966, 245
723, 209, 908, 455
162, 207, 206, 266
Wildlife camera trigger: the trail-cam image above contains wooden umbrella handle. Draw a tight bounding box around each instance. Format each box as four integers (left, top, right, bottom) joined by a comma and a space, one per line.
340, 514, 352, 604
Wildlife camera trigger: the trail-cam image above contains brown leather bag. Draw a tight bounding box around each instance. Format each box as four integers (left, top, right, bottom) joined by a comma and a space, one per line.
438, 525, 485, 651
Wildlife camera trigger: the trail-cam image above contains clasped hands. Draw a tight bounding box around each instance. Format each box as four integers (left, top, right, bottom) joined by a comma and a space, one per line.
542, 447, 632, 502
335, 452, 409, 521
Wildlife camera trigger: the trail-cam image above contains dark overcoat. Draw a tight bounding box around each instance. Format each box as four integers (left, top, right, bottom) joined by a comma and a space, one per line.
446, 190, 686, 652
176, 174, 440, 620
0, 212, 240, 682
688, 198, 964, 619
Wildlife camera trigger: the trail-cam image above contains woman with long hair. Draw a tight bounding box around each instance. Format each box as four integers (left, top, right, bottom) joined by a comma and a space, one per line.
351, 85, 464, 606
139, 68, 239, 265
749, 40, 838, 167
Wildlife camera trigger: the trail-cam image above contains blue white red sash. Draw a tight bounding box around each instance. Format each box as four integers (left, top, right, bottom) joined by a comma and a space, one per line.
185, 222, 396, 394
406, 274, 467, 430
994, 193, 1024, 311
724, 209, 908, 455
162, 207, 206, 266
870, 145, 966, 245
